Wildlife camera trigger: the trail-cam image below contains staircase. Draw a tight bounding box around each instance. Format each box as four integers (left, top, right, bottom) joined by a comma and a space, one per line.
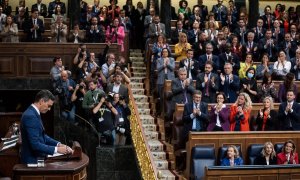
129, 49, 176, 180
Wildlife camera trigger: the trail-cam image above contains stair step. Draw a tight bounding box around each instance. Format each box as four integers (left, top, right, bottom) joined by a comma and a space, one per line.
131, 88, 145, 95
138, 108, 151, 115
131, 72, 146, 78
133, 95, 148, 103
129, 56, 144, 61
157, 170, 176, 180
130, 82, 144, 89
154, 160, 169, 170
148, 140, 164, 152
131, 61, 145, 66
139, 115, 155, 124
144, 131, 159, 140
129, 52, 143, 57
130, 49, 142, 53
130, 77, 144, 83
131, 67, 147, 73
136, 102, 150, 109
152, 151, 167, 160
142, 124, 157, 131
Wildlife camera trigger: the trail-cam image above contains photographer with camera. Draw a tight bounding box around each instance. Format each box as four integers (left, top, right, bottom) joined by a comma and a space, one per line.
71, 79, 87, 120
92, 92, 118, 145
112, 93, 131, 145
107, 72, 129, 103
54, 70, 76, 123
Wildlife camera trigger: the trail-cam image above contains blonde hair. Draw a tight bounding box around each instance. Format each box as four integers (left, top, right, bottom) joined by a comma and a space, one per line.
227, 145, 240, 158
178, 32, 187, 43
236, 92, 252, 111
263, 96, 274, 110
261, 142, 276, 159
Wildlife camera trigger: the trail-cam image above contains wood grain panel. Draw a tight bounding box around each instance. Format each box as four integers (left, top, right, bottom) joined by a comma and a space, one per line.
0, 57, 16, 75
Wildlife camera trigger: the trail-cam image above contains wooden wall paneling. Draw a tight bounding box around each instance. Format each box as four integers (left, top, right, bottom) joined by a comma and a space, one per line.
0, 56, 16, 76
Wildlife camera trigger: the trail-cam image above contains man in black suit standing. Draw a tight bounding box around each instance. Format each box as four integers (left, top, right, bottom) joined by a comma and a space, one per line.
32, 0, 47, 18
278, 90, 300, 130
179, 49, 199, 80
24, 8, 45, 42
170, 20, 187, 44
180, 90, 208, 148
219, 43, 240, 75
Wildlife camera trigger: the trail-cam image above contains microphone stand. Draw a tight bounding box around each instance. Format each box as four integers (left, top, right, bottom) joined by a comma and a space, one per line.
64, 109, 101, 147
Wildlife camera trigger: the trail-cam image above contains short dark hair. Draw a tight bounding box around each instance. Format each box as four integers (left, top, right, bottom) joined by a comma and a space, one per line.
193, 90, 202, 96
53, 56, 61, 64
34, 90, 55, 103
31, 8, 39, 13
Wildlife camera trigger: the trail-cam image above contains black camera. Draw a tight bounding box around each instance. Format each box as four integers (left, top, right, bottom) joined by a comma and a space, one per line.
79, 85, 84, 89
119, 96, 125, 101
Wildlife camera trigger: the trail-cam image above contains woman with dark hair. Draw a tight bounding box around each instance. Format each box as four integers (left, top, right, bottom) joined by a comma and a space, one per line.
273, 4, 282, 20
277, 140, 299, 164
177, 0, 191, 19
240, 67, 258, 102
255, 142, 277, 165
106, 18, 125, 51
1, 15, 18, 42
51, 4, 67, 24
108, 0, 121, 20
207, 92, 230, 131
108, 63, 130, 84
255, 96, 278, 131
98, 5, 111, 28
231, 35, 243, 59
256, 53, 273, 80
257, 72, 277, 102
278, 72, 297, 102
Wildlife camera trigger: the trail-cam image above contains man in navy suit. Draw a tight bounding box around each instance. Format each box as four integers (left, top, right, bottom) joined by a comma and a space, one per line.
24, 8, 45, 42
180, 90, 208, 148
278, 90, 300, 130
20, 90, 73, 164
31, 0, 48, 18
198, 43, 220, 73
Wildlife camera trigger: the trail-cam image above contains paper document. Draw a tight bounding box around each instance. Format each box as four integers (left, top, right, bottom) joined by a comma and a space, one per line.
47, 152, 64, 158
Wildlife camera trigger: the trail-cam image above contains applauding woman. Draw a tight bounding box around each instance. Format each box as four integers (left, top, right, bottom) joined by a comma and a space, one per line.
221, 145, 244, 166
106, 18, 125, 51
175, 32, 191, 62
277, 140, 299, 165
1, 15, 18, 42
229, 93, 252, 131
255, 97, 278, 131
207, 92, 230, 131
255, 142, 277, 165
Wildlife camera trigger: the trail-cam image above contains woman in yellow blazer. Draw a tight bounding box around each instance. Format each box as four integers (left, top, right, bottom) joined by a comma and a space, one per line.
239, 53, 256, 79
174, 32, 191, 62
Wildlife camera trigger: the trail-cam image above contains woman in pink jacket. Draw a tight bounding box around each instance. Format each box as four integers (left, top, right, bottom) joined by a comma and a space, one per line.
106, 18, 125, 51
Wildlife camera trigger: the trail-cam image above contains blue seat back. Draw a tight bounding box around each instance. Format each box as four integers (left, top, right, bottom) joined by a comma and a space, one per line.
247, 144, 264, 165
274, 143, 284, 154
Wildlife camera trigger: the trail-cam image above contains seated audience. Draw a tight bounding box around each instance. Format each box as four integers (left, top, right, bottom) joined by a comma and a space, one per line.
106, 18, 125, 52
196, 61, 219, 103
255, 96, 278, 131
23, 8, 45, 42
50, 15, 67, 43
174, 32, 191, 62
68, 23, 85, 43
112, 93, 131, 145
277, 140, 299, 164
254, 142, 277, 165
273, 50, 292, 80
278, 90, 300, 131
256, 53, 273, 80
278, 73, 297, 103
257, 72, 278, 102
207, 92, 230, 131
92, 92, 118, 145
1, 15, 18, 42
221, 145, 244, 166
239, 67, 258, 102
229, 93, 252, 131
219, 63, 240, 103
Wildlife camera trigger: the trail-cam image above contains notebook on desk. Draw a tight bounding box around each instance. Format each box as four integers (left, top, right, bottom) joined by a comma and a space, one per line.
47, 141, 82, 161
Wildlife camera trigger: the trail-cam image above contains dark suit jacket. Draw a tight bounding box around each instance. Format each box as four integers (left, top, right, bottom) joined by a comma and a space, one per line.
181, 102, 208, 143
179, 58, 199, 80
198, 54, 220, 73
260, 14, 275, 29
255, 110, 279, 131
171, 78, 195, 106
86, 25, 105, 43
23, 18, 45, 42
278, 101, 300, 130
106, 83, 129, 103
20, 105, 58, 164
258, 38, 278, 62
196, 72, 219, 103
278, 41, 297, 60
290, 58, 300, 80
241, 41, 259, 60
253, 26, 265, 43
218, 52, 240, 75
254, 155, 277, 165
170, 28, 187, 44
32, 3, 48, 17
219, 74, 240, 103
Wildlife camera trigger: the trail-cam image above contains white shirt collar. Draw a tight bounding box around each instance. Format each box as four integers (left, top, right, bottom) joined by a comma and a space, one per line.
31, 104, 40, 115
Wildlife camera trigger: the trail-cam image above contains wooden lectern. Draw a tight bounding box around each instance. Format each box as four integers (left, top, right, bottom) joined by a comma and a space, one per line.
13, 142, 89, 180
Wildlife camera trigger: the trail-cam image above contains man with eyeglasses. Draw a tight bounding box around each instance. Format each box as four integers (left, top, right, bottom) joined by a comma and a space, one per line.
20, 90, 73, 164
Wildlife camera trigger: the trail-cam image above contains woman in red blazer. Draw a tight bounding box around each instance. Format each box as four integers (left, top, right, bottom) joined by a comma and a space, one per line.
229, 92, 252, 131
277, 140, 299, 164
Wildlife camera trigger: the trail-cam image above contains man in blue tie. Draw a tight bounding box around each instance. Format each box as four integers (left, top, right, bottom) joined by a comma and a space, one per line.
180, 90, 208, 148
20, 90, 73, 164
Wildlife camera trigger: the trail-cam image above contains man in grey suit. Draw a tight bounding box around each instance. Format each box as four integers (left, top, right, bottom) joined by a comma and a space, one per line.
171, 68, 195, 113
196, 61, 219, 103
106, 72, 129, 103
148, 15, 166, 41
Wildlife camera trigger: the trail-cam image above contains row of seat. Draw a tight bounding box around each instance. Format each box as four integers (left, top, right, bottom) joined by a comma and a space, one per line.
191, 143, 284, 179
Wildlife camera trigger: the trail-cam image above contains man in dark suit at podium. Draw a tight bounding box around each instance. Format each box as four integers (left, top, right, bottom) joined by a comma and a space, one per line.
20, 90, 73, 164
